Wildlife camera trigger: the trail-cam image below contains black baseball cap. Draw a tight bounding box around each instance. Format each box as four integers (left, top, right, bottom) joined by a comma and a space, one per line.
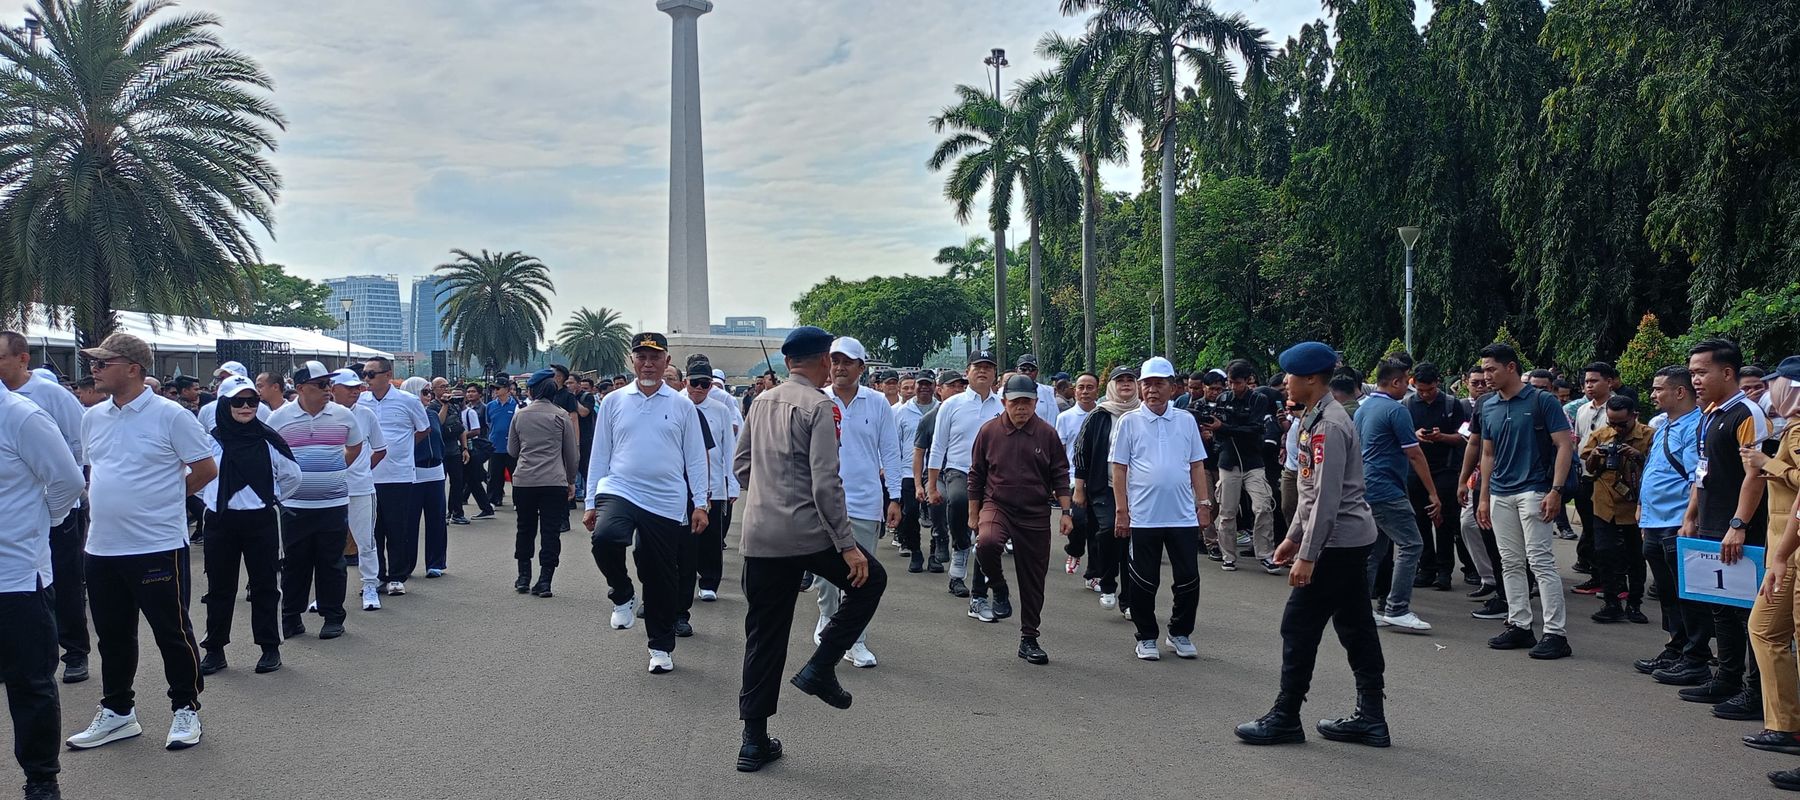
938, 370, 967, 385
686, 361, 713, 379
915, 370, 937, 385
632, 332, 669, 352
1016, 353, 1040, 368
969, 351, 997, 367
1108, 365, 1138, 381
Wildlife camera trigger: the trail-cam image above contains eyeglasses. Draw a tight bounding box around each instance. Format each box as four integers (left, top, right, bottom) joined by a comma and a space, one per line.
688, 379, 712, 389
88, 360, 122, 373
363, 369, 390, 378
227, 395, 261, 409
304, 380, 331, 391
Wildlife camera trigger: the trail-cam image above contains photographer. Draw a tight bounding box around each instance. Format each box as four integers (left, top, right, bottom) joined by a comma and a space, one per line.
1579, 394, 1654, 623
1190, 370, 1227, 560
1201, 360, 1281, 572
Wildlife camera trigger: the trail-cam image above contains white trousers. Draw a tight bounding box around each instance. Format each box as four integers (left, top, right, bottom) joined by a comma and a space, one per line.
349, 493, 378, 590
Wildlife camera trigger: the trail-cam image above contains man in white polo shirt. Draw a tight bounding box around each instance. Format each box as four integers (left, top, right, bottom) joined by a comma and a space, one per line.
0, 376, 86, 799
1110, 356, 1215, 663
927, 351, 1005, 600
67, 333, 215, 752
813, 337, 901, 668
269, 362, 365, 639
582, 333, 710, 675
0, 330, 92, 685
357, 356, 429, 595
329, 369, 387, 611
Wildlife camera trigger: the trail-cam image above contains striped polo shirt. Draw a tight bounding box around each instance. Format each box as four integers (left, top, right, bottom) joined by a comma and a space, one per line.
269, 400, 366, 509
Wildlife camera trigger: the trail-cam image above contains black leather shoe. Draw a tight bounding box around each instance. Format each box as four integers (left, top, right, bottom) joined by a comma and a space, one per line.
736, 736, 784, 772
1433, 575, 1453, 591
948, 577, 970, 598
1591, 605, 1627, 624
318, 621, 345, 640
992, 595, 1013, 620
1412, 573, 1435, 588
1652, 661, 1712, 686
531, 579, 553, 598
1678, 678, 1741, 704
282, 621, 305, 640
1235, 706, 1305, 745
790, 664, 852, 710
1770, 767, 1800, 792
1317, 712, 1391, 747
908, 552, 924, 573
927, 557, 945, 574
1713, 689, 1764, 721
1017, 637, 1049, 665
1571, 561, 1593, 575
1625, 605, 1650, 624
198, 649, 227, 676
1467, 584, 1497, 599
675, 618, 695, 638
1487, 623, 1537, 650
1634, 649, 1681, 675
22, 779, 60, 800
255, 647, 282, 674
1745, 730, 1800, 755
514, 574, 531, 593
61, 658, 88, 684
1528, 633, 1571, 660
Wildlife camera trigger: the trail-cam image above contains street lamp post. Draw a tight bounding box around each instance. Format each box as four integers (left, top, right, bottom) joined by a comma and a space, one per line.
984, 46, 1008, 366
339, 297, 354, 367
1397, 225, 1421, 355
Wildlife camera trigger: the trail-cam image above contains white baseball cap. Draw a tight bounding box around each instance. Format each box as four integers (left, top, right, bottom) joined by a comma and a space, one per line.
830, 336, 867, 362
292, 360, 332, 383
1140, 356, 1176, 380
217, 375, 256, 398
215, 360, 248, 379
330, 368, 365, 387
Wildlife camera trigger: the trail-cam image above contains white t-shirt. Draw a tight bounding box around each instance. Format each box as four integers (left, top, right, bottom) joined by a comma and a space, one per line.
1108, 403, 1208, 528
83, 389, 213, 556
341, 402, 386, 497
358, 387, 429, 484
1055, 404, 1094, 487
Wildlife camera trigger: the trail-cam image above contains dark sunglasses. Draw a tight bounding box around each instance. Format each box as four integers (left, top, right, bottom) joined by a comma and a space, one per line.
688, 378, 712, 389
362, 369, 390, 378
304, 379, 331, 390
227, 395, 261, 409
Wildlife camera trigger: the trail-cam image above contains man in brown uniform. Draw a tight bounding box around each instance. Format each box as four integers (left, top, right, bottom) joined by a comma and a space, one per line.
732, 326, 887, 773
970, 374, 1073, 664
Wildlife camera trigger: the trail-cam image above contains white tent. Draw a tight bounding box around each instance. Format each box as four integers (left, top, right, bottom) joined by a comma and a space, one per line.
15, 304, 391, 377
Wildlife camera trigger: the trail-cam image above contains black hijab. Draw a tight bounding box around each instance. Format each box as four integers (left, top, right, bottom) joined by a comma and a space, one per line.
214, 394, 296, 508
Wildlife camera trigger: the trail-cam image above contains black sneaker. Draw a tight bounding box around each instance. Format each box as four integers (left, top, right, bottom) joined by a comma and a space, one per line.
947, 577, 970, 598
1634, 649, 1681, 675
675, 618, 695, 638
926, 557, 945, 574
1625, 605, 1650, 624
1462, 571, 1480, 586
254, 647, 282, 674
61, 658, 88, 684
1471, 597, 1509, 620
1433, 575, 1453, 591
1745, 729, 1800, 755
991, 595, 1013, 620
1206, 545, 1224, 562
472, 510, 495, 520
318, 621, 345, 640
449, 516, 470, 526
198, 649, 227, 676
736, 735, 784, 773
1678, 678, 1741, 704
1712, 688, 1763, 720
1770, 767, 1800, 792
1591, 605, 1627, 624
908, 551, 924, 573
1528, 633, 1571, 660
282, 621, 305, 640
1571, 561, 1593, 575
22, 780, 59, 800
1017, 636, 1049, 665
1571, 577, 1605, 595
1651, 661, 1712, 686
1412, 573, 1436, 588
1487, 623, 1537, 650
1467, 584, 1497, 600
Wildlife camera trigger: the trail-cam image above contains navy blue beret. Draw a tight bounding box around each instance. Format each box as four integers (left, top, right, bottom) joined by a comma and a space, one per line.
1279, 342, 1338, 377
782, 326, 833, 357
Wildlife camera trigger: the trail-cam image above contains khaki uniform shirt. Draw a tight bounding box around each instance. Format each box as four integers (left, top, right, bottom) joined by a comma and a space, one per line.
1287, 398, 1378, 561
1579, 421, 1654, 524
507, 399, 579, 489
732, 373, 857, 557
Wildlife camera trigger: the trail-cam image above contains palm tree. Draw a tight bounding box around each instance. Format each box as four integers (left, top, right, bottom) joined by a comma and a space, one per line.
928, 85, 1018, 366
434, 249, 554, 373
1060, 0, 1270, 361
934, 236, 994, 360
555, 307, 632, 377
1009, 75, 1081, 365
0, 0, 285, 347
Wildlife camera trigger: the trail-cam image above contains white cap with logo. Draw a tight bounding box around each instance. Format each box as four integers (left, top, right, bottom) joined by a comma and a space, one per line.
1139, 356, 1176, 380
830, 336, 867, 362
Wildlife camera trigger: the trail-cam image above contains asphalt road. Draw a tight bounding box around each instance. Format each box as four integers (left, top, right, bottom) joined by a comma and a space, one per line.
10, 509, 1796, 799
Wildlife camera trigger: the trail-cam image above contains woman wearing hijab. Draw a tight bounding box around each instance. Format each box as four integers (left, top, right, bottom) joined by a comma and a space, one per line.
1746, 357, 1800, 777
198, 376, 301, 676
402, 377, 451, 579
1072, 364, 1142, 616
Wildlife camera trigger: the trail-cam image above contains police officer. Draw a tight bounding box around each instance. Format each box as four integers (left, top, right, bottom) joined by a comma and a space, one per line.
732, 326, 887, 773
1236, 342, 1389, 748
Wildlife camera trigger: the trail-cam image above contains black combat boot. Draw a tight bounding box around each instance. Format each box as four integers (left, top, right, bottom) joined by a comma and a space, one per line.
1235, 692, 1305, 745
532, 565, 555, 597
514, 560, 532, 594
1317, 691, 1391, 747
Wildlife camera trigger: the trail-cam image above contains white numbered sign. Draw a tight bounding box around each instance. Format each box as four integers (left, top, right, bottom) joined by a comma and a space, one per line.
1676, 538, 1765, 609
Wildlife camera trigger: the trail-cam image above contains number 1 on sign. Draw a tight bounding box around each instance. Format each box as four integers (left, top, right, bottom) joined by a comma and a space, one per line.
1716, 569, 1726, 590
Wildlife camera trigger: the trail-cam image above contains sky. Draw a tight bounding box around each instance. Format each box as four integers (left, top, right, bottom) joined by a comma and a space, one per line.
174, 0, 1367, 333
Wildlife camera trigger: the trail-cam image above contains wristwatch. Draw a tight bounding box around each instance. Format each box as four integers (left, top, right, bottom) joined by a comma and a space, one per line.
1730, 517, 1747, 531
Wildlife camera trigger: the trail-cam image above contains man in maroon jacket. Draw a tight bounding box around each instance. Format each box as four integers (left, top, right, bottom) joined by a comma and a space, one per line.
970, 374, 1074, 664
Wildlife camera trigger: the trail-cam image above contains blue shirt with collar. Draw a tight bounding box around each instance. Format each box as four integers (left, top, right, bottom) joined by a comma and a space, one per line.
1353, 390, 1419, 504
1639, 407, 1700, 529
486, 396, 518, 447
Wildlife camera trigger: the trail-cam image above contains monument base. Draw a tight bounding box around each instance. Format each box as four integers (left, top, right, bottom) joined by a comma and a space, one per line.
665, 333, 787, 380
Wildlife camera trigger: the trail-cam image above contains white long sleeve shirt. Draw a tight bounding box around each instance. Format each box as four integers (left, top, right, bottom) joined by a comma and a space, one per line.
0, 386, 86, 592
894, 398, 937, 480
928, 388, 1004, 475
200, 440, 303, 512
13, 372, 84, 465
1036, 383, 1058, 428
585, 383, 710, 523
826, 385, 903, 521
693, 394, 740, 502
1056, 403, 1095, 487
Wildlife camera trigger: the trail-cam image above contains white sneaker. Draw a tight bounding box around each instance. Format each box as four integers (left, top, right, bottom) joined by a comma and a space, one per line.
611, 599, 637, 630
1134, 640, 1160, 661
66, 706, 141, 749
387, 581, 406, 596
1100, 592, 1117, 609
1381, 611, 1433, 633
647, 649, 673, 674
1374, 610, 1391, 627
361, 586, 381, 611
844, 643, 878, 668
698, 589, 718, 602
165, 706, 201, 750
306, 600, 318, 613
1085, 578, 1102, 593
1166, 635, 1198, 659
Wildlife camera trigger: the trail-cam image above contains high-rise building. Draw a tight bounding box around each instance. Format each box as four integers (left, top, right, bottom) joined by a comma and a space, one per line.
323, 275, 404, 355
409, 276, 456, 355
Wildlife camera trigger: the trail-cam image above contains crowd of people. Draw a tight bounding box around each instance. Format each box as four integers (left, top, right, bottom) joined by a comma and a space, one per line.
0, 321, 1796, 794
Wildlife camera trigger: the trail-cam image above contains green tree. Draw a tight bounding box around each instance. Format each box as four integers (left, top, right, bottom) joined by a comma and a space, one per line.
1059, 0, 1271, 363
1008, 73, 1081, 364
434, 249, 554, 373
555, 307, 632, 377
1617, 313, 1678, 390
792, 274, 982, 367
229, 264, 337, 330
0, 0, 285, 347
928, 85, 1018, 366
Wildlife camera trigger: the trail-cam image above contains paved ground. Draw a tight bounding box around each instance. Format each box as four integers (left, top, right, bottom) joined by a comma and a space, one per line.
8, 508, 1796, 799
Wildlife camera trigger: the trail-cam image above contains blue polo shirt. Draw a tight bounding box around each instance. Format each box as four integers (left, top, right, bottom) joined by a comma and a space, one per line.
1479, 385, 1571, 496
1353, 391, 1417, 504
1639, 407, 1700, 529
486, 397, 518, 448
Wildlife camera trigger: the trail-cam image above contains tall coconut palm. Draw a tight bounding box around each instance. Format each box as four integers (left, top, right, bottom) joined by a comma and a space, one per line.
0, 0, 285, 347
435, 249, 554, 373
928, 85, 1018, 366
1008, 75, 1081, 365
1060, 0, 1270, 361
934, 236, 994, 360
555, 307, 632, 377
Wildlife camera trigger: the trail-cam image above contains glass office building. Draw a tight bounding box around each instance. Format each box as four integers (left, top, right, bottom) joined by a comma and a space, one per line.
409, 276, 456, 355
323, 275, 404, 355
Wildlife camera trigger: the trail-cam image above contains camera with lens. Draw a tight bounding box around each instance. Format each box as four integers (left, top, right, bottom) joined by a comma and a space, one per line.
1598, 442, 1624, 472
1191, 398, 1222, 426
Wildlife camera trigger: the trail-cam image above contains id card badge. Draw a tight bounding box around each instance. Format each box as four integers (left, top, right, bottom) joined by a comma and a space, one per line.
1696, 457, 1709, 480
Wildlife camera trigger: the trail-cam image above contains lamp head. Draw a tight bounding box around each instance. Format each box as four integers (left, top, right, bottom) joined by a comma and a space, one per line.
339, 297, 354, 313
1397, 225, 1421, 250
